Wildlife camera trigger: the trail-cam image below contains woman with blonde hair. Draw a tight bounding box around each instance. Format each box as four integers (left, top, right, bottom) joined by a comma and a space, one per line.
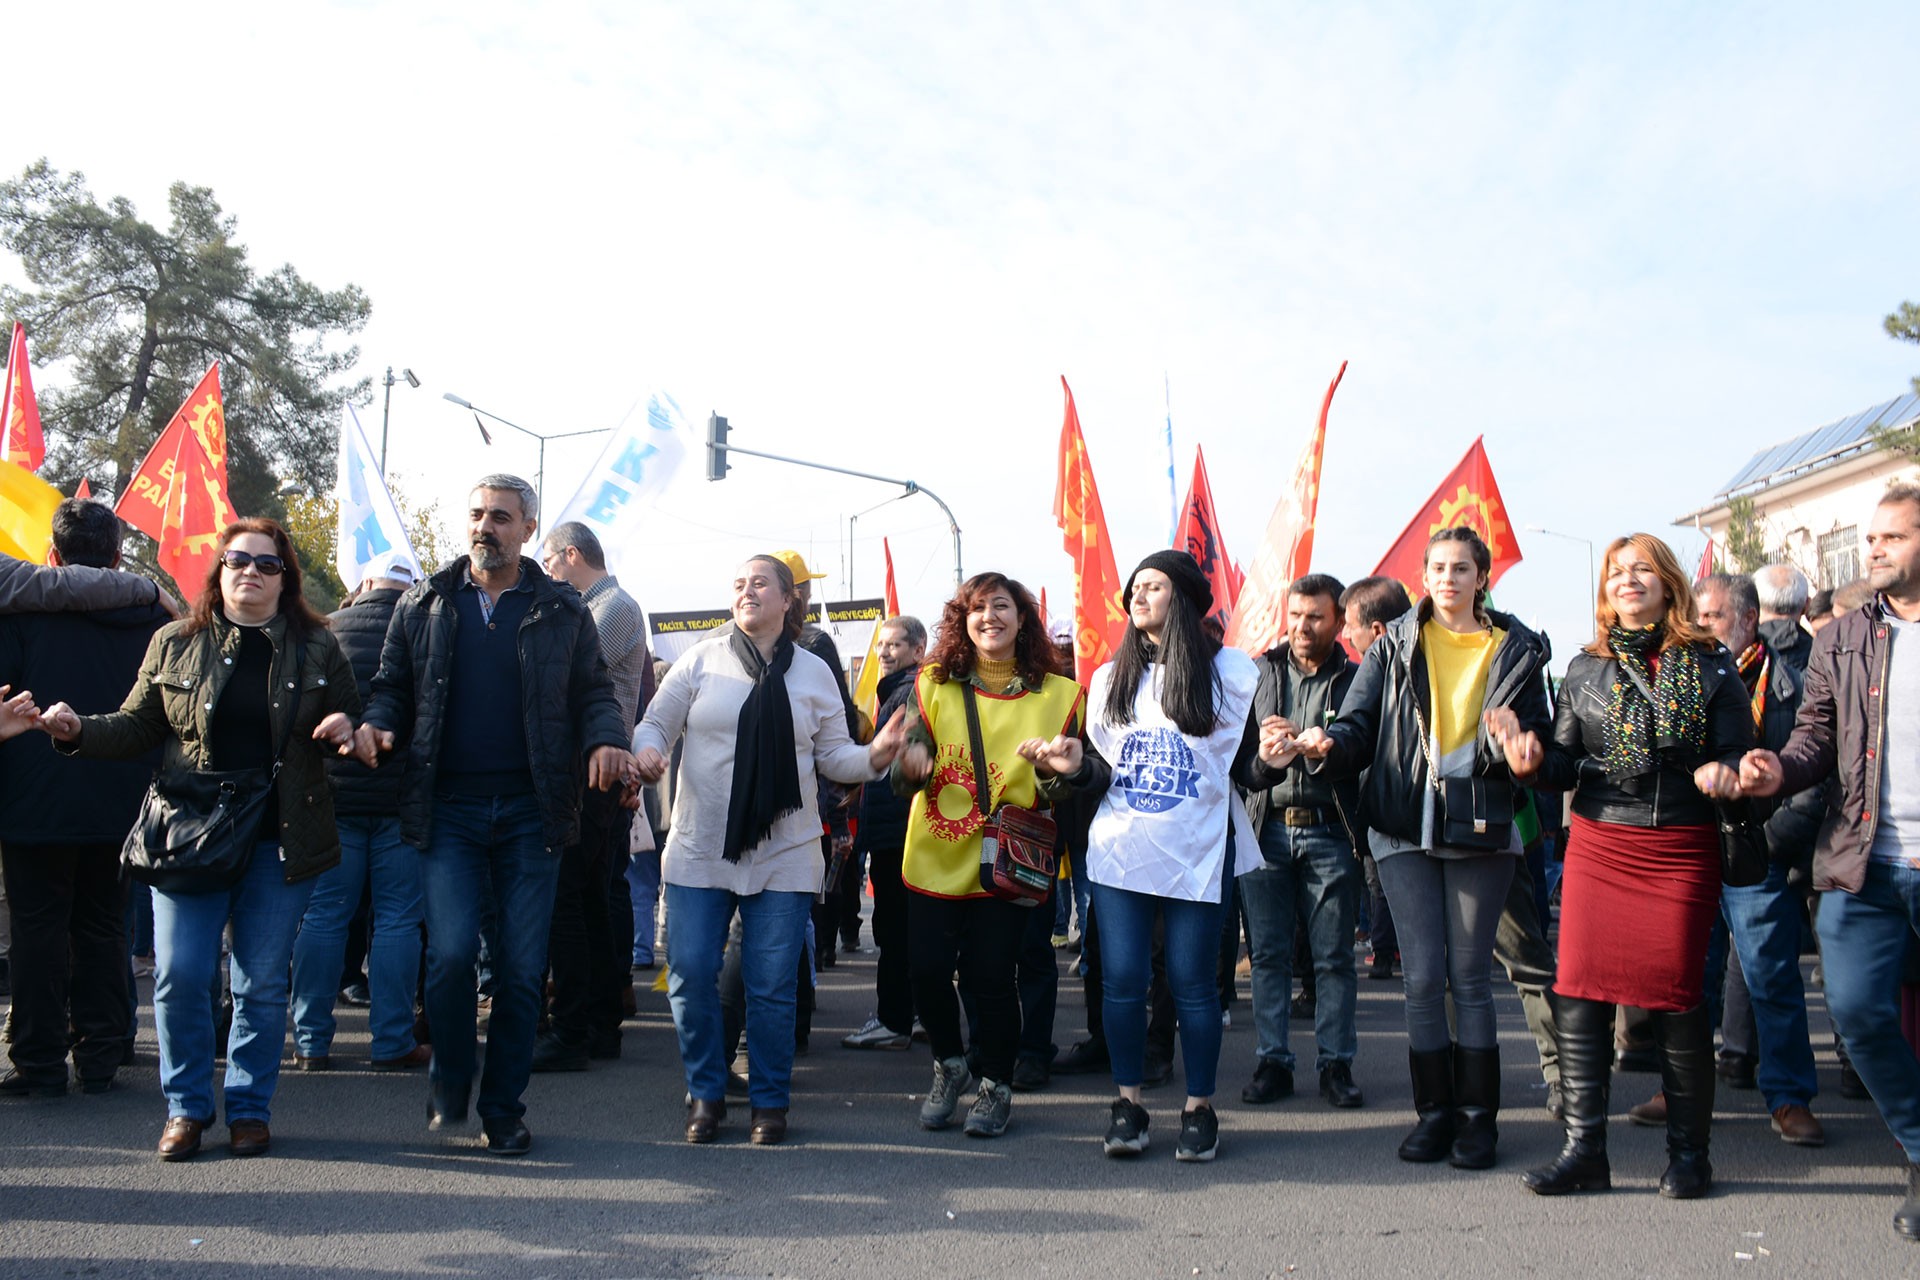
1490, 532, 1753, 1199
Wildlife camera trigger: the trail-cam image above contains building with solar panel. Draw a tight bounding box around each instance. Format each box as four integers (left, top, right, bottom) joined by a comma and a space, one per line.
1676, 390, 1920, 592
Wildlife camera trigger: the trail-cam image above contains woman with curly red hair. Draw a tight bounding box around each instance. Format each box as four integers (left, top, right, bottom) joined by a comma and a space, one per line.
893, 571, 1083, 1138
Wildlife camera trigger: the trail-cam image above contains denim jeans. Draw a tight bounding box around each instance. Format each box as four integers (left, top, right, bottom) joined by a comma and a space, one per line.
151, 843, 313, 1123
291, 816, 423, 1060
1818, 862, 1920, 1160
1238, 820, 1359, 1072
419, 794, 557, 1122
626, 847, 662, 965
1721, 864, 1818, 1109
666, 883, 813, 1109
1091, 880, 1230, 1098
1376, 851, 1513, 1052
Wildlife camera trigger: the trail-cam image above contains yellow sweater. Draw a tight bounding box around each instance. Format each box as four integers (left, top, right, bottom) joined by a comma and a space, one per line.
1422, 620, 1504, 757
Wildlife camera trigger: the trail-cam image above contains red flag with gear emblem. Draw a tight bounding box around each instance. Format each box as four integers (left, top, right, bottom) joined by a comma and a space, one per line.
2, 322, 46, 471
1173, 443, 1245, 633
114, 363, 239, 594
1370, 436, 1522, 601
1053, 377, 1127, 682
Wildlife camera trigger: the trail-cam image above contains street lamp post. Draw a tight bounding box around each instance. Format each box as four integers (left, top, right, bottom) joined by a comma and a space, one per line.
442, 392, 612, 519
1525, 524, 1597, 612
380, 366, 420, 476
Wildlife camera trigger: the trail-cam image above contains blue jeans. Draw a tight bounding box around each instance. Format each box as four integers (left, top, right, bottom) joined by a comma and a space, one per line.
1818, 862, 1920, 1161
1239, 820, 1360, 1072
626, 847, 662, 965
1721, 865, 1818, 1109
1091, 880, 1229, 1098
291, 816, 423, 1060
666, 883, 813, 1109
1376, 851, 1513, 1052
150, 844, 313, 1124
419, 794, 557, 1122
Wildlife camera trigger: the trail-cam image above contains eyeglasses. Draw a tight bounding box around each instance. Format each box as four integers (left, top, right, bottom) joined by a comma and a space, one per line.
219, 550, 286, 576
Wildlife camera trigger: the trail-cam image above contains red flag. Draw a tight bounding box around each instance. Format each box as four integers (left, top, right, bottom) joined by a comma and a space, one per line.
1053, 377, 1127, 682
1039, 587, 1049, 625
2, 323, 46, 471
115, 364, 238, 594
1696, 539, 1714, 581
1370, 436, 1522, 600
1227, 361, 1344, 655
1173, 444, 1245, 631
882, 536, 901, 618
74, 478, 92, 500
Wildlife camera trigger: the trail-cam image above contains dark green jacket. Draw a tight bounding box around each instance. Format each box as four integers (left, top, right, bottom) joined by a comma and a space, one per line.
62, 611, 361, 883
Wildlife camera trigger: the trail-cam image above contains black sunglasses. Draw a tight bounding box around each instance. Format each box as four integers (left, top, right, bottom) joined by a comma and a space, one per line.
219, 549, 286, 576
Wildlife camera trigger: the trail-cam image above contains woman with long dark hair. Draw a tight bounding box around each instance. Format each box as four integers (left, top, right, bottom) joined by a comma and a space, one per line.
1022, 550, 1263, 1161
38, 519, 360, 1161
1292, 526, 1552, 1172
631, 554, 907, 1145
1492, 533, 1751, 1199
893, 571, 1082, 1138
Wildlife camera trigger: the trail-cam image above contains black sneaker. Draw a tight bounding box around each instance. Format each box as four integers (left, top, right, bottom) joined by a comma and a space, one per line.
1011, 1056, 1051, 1092
0, 1070, 66, 1099
1840, 1060, 1870, 1100
1103, 1097, 1150, 1157
529, 1034, 589, 1073
1175, 1105, 1219, 1162
1142, 1056, 1174, 1089
1052, 1039, 1110, 1075
1319, 1062, 1365, 1108
1716, 1053, 1757, 1090
1290, 991, 1316, 1021
1241, 1060, 1294, 1105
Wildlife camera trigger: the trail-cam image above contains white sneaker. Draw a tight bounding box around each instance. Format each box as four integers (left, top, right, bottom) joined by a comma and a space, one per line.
842, 1016, 911, 1051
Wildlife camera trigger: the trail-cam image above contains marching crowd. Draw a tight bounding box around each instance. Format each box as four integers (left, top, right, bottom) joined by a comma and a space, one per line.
3, 471, 1920, 1243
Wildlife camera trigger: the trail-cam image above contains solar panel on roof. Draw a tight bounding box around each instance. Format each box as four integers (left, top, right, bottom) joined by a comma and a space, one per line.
1715, 393, 1920, 497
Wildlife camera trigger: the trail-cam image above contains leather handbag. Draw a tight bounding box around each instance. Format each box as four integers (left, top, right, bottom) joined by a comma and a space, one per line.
121, 638, 304, 894
961, 684, 1056, 906
1436, 775, 1516, 852
1715, 800, 1769, 888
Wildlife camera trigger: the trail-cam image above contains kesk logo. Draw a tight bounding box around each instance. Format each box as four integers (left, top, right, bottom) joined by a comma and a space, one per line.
1111, 730, 1201, 814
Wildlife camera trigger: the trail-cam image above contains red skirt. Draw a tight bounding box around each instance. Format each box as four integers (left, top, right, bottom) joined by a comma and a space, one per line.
1556, 813, 1720, 1012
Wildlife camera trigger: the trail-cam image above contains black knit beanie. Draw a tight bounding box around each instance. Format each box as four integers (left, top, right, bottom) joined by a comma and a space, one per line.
1124, 549, 1212, 617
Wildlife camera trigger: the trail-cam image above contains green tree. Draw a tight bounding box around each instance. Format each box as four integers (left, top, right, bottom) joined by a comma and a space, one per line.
0, 160, 370, 520
1724, 495, 1770, 573
281, 472, 462, 612
1891, 300, 1920, 396
1869, 301, 1920, 458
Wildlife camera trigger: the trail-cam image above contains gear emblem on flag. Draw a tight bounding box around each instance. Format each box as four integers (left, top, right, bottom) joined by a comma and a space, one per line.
1431, 484, 1512, 558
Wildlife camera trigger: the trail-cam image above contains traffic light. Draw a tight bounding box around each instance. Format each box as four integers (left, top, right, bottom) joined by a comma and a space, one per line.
705, 413, 730, 482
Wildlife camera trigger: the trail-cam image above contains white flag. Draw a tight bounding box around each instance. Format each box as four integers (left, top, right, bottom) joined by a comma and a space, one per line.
551, 389, 690, 572
334, 404, 422, 590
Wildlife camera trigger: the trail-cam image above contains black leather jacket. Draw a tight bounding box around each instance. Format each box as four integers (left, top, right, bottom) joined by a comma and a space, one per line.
1529, 642, 1752, 828
1313, 602, 1552, 847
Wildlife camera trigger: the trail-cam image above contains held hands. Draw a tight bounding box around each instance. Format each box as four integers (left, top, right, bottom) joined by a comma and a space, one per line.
1483, 708, 1542, 777
1693, 761, 1740, 801
1290, 726, 1334, 762
868, 708, 911, 772
37, 700, 81, 742
896, 740, 934, 784
0, 685, 38, 743
312, 712, 355, 754
1738, 749, 1784, 798
588, 746, 635, 792
1017, 734, 1083, 778
1256, 715, 1301, 769
632, 746, 668, 784
351, 722, 396, 768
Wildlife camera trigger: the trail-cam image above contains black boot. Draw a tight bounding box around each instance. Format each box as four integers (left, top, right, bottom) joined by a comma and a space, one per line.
1449, 1045, 1501, 1170
1399, 1047, 1455, 1163
1654, 1004, 1715, 1200
1895, 1164, 1920, 1241
1523, 995, 1612, 1195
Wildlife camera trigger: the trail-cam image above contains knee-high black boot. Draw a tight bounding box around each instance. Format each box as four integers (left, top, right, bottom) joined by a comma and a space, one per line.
1399, 1047, 1455, 1162
1449, 1045, 1501, 1169
1654, 1004, 1714, 1199
1523, 994, 1613, 1194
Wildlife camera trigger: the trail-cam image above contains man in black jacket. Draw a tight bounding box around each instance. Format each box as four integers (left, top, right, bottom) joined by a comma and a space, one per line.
289, 555, 427, 1073
1231, 573, 1366, 1109
842, 615, 927, 1050
1754, 563, 1813, 675
0, 500, 169, 1096
355, 475, 632, 1156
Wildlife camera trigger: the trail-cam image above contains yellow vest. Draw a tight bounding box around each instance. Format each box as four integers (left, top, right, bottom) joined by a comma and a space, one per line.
902, 668, 1084, 898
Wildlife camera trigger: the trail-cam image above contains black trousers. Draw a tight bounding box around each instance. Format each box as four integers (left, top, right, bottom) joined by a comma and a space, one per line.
545, 789, 629, 1044
908, 891, 1028, 1083
868, 846, 913, 1034
961, 887, 1059, 1063
0, 841, 131, 1082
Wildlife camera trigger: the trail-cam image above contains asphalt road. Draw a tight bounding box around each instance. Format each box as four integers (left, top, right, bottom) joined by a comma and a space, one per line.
0, 938, 1913, 1279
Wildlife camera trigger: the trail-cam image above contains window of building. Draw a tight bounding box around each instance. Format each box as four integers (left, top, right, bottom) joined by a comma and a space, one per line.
1819, 526, 1860, 589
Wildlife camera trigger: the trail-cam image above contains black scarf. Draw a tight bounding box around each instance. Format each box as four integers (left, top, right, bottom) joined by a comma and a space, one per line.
723, 626, 803, 862
1604, 621, 1708, 778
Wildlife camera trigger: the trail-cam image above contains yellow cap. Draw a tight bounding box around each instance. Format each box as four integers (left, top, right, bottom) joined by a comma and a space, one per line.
771, 550, 827, 583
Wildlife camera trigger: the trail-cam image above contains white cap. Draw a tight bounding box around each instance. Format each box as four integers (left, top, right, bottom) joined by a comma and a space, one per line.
367, 551, 417, 585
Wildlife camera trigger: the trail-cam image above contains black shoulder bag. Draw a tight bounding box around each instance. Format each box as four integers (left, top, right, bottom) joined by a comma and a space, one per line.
1412, 684, 1514, 852
961, 683, 1056, 906
1616, 659, 1765, 887
122, 637, 306, 894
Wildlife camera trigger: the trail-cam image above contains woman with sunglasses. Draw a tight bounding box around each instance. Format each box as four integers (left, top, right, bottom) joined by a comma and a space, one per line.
38, 519, 361, 1162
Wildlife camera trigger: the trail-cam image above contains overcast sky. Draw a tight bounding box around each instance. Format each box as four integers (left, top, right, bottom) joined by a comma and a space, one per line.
6, 1, 1918, 665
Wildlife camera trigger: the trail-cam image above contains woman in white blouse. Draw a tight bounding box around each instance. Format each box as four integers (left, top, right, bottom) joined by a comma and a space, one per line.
632, 555, 906, 1145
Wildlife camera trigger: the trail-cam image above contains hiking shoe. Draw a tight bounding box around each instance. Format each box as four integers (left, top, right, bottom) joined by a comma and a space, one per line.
1241, 1060, 1293, 1105
1319, 1061, 1365, 1109
1175, 1105, 1219, 1162
920, 1055, 974, 1129
1103, 1097, 1151, 1157
842, 1016, 911, 1051
963, 1078, 1013, 1138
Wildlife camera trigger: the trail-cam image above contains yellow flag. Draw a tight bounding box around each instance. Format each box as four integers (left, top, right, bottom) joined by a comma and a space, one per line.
852, 613, 885, 721
0, 460, 63, 562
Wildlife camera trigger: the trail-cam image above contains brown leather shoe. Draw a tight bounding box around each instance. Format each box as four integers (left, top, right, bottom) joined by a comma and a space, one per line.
292, 1054, 332, 1072
157, 1116, 205, 1162
229, 1119, 271, 1157
370, 1044, 433, 1072
1772, 1104, 1827, 1147
749, 1107, 789, 1145
686, 1098, 726, 1144
1626, 1090, 1667, 1127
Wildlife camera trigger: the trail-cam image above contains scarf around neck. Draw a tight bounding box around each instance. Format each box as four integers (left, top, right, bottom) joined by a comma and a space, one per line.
1735, 640, 1771, 731
1604, 620, 1707, 778
723, 626, 803, 862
